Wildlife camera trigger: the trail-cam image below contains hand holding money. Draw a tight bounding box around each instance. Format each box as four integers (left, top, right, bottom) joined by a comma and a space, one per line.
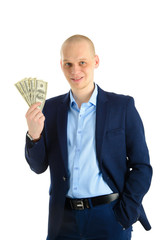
15, 77, 48, 111
15, 77, 48, 140
25, 102, 45, 140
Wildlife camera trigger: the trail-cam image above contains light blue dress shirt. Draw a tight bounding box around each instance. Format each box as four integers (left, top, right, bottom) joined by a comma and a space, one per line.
67, 84, 113, 198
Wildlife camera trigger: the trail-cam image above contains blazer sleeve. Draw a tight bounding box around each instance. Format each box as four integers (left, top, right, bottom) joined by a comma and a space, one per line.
113, 97, 152, 229
25, 130, 48, 174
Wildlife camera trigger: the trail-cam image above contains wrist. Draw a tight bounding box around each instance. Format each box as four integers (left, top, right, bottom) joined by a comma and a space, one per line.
27, 132, 41, 142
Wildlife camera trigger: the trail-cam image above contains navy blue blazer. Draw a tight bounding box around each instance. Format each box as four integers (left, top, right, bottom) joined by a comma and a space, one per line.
25, 86, 152, 239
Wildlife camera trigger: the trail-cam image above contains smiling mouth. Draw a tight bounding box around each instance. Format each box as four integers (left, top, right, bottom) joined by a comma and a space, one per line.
71, 77, 84, 82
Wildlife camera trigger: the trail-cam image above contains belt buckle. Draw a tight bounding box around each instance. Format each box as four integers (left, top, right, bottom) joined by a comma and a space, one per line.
76, 200, 84, 210
71, 199, 84, 210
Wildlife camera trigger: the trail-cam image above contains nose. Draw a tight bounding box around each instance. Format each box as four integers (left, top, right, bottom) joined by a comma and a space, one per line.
70, 64, 81, 75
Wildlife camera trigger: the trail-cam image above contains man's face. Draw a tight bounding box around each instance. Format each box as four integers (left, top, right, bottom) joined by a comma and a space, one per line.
60, 40, 99, 92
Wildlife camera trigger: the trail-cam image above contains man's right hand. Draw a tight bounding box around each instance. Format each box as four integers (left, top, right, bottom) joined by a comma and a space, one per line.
25, 102, 45, 140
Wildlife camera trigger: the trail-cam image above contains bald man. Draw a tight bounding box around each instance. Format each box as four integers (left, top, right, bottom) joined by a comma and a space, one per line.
25, 35, 152, 240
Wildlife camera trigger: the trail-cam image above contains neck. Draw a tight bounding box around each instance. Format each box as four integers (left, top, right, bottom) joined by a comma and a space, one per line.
72, 82, 95, 108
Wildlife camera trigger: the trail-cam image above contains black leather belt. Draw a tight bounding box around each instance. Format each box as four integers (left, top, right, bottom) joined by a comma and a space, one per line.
65, 193, 119, 210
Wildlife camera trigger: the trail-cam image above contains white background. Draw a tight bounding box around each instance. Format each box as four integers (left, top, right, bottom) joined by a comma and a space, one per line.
0, 0, 159, 239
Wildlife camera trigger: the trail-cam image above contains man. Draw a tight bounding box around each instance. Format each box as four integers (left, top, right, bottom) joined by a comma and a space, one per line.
25, 35, 152, 240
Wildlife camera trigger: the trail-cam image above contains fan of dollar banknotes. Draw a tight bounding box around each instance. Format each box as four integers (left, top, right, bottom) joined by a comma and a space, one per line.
15, 77, 48, 111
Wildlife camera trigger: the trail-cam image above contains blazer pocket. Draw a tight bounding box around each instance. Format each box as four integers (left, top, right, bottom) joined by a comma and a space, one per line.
106, 128, 124, 136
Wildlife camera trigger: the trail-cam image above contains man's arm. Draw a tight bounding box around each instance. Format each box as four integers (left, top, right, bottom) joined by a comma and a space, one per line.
113, 97, 152, 229
25, 102, 48, 174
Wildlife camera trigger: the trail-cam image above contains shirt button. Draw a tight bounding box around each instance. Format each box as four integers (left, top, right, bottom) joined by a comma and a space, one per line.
63, 176, 66, 181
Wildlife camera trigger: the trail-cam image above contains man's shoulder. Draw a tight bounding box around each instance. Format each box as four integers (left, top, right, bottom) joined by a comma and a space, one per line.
46, 92, 69, 105
98, 86, 133, 104
43, 92, 69, 113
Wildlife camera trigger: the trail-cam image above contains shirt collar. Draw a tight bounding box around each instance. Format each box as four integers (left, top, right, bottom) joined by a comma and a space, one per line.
69, 83, 98, 107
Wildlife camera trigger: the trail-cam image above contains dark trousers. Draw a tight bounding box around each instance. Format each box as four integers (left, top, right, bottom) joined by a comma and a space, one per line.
55, 199, 132, 240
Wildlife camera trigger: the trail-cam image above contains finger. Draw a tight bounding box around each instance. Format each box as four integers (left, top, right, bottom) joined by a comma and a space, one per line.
34, 111, 44, 122
26, 102, 41, 117
27, 108, 43, 121
30, 108, 42, 119
38, 115, 45, 123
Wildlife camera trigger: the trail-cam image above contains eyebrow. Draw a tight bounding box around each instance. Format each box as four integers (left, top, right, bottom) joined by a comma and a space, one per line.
63, 58, 88, 62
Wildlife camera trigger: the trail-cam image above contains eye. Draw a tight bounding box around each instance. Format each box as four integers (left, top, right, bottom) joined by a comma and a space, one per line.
65, 63, 72, 67
80, 61, 86, 65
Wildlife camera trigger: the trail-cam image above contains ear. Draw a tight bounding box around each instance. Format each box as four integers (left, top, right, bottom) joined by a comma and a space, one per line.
60, 59, 62, 69
94, 55, 99, 69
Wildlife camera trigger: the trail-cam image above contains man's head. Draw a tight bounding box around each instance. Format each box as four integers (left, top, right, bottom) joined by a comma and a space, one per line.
60, 34, 99, 92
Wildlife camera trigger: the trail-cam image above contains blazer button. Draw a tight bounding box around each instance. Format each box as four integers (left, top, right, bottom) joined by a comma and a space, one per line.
63, 176, 66, 181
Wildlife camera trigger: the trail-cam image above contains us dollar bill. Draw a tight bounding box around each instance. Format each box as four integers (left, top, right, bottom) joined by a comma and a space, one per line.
15, 81, 30, 106
29, 77, 36, 105
35, 80, 48, 111
15, 77, 48, 110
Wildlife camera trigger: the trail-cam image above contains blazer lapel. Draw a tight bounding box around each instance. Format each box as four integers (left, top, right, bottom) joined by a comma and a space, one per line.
57, 93, 70, 175
56, 86, 109, 175
96, 86, 109, 170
